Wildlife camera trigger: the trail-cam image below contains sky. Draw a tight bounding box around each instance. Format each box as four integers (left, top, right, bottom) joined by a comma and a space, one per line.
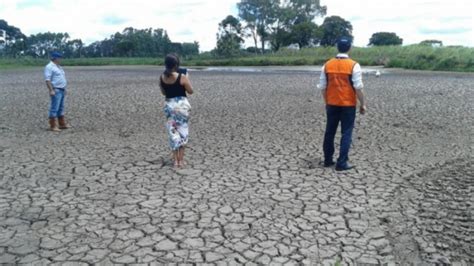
0, 0, 472, 51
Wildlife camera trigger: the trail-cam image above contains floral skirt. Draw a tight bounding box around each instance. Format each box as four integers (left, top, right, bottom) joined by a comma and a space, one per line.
164, 97, 191, 151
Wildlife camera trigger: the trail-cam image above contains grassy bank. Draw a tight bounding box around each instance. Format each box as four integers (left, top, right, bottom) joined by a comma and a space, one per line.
191, 45, 474, 72
1, 45, 473, 72
0, 57, 162, 69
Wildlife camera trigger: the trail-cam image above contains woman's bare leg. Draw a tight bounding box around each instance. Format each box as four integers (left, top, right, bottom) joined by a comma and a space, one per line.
178, 147, 185, 166
173, 150, 179, 167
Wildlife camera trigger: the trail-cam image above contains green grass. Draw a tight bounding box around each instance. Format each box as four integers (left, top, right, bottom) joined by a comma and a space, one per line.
0, 57, 48, 69
64, 57, 162, 66
1, 45, 473, 72
189, 45, 474, 72
0, 57, 163, 70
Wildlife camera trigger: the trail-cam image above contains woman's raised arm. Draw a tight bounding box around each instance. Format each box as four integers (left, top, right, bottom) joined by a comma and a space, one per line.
181, 75, 194, 95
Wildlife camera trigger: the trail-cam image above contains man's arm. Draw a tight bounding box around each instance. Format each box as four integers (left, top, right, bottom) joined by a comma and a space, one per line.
45, 81, 55, 96
44, 67, 55, 96
318, 65, 327, 104
356, 89, 366, 114
352, 63, 366, 114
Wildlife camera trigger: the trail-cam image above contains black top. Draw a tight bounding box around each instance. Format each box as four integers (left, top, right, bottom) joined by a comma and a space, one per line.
160, 73, 187, 99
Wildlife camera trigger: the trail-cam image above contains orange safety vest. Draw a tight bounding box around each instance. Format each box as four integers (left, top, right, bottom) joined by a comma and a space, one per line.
324, 57, 358, 107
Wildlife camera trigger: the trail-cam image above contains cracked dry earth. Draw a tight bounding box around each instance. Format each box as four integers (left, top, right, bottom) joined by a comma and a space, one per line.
0, 66, 472, 265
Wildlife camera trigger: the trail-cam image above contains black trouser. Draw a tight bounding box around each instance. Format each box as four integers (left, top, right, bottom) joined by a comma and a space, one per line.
323, 105, 356, 167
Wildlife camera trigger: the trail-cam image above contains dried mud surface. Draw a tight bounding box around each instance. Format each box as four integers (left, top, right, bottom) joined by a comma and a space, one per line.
0, 67, 472, 265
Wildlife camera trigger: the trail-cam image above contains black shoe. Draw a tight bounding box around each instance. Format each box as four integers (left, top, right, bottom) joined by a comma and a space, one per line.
323, 161, 336, 167
335, 164, 355, 171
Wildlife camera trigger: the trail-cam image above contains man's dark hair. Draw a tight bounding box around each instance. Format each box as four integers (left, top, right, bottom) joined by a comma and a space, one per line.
337, 37, 352, 53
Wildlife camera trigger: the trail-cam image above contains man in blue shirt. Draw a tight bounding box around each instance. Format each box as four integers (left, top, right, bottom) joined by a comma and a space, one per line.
44, 52, 70, 131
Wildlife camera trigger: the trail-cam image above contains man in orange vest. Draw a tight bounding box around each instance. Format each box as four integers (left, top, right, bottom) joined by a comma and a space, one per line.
319, 37, 367, 171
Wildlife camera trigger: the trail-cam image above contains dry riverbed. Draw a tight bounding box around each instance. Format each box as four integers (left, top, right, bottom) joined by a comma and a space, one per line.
0, 66, 472, 264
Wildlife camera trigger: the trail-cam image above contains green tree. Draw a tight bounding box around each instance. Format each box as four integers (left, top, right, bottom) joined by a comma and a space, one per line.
181, 42, 200, 58
81, 27, 195, 58
117, 40, 135, 57
83, 41, 100, 57
268, 5, 294, 51
290, 21, 322, 49
320, 16, 353, 46
238, 0, 280, 54
269, 0, 326, 51
64, 39, 84, 58
369, 32, 403, 46
269, 27, 292, 51
0, 19, 26, 43
0, 20, 198, 59
0, 19, 27, 57
98, 39, 115, 57
216, 15, 244, 57
154, 29, 172, 55
26, 32, 71, 57
284, 0, 326, 23
420, 39, 443, 47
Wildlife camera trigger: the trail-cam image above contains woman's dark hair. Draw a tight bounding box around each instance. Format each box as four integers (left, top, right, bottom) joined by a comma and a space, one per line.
164, 54, 180, 77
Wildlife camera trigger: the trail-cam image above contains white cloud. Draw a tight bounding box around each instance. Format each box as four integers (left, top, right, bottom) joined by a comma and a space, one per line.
318, 0, 473, 46
0, 0, 237, 51
0, 0, 472, 52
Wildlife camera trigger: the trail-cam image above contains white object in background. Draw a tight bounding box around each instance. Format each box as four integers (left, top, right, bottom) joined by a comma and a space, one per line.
375, 70, 381, 77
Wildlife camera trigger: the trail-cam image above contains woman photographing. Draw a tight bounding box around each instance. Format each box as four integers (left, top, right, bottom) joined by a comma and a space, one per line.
159, 54, 194, 167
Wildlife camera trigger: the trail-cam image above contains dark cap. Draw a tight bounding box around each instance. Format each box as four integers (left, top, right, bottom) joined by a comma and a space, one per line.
51, 52, 63, 60
337, 37, 352, 53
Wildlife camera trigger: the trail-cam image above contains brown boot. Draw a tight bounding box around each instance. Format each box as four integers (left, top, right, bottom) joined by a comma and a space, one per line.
49, 118, 61, 132
58, 116, 71, 129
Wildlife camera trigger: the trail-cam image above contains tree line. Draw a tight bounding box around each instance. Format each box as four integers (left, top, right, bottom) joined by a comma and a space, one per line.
1, 1, 445, 60
215, 0, 391, 56
214, 0, 443, 57
0, 19, 199, 58
216, 0, 336, 56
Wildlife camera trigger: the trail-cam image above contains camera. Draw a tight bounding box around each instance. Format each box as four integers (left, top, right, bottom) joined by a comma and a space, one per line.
178, 68, 188, 75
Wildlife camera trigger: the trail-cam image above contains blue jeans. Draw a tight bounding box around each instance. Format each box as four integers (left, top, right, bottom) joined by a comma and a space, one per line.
49, 88, 66, 118
323, 105, 356, 168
